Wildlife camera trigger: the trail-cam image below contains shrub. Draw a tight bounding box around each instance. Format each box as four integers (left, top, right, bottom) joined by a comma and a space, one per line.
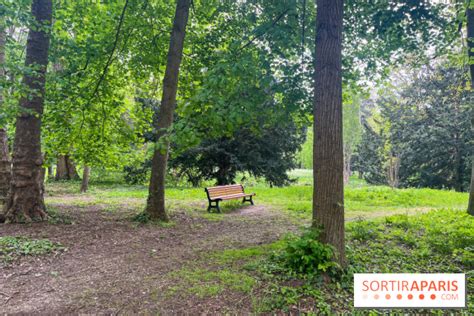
279, 228, 338, 276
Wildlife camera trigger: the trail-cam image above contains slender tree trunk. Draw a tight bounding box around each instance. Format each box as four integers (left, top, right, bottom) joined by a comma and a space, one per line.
3, 0, 52, 223
47, 165, 53, 179
145, 0, 191, 221
0, 22, 11, 204
312, 0, 346, 266
80, 166, 90, 193
467, 2, 474, 215
343, 145, 351, 185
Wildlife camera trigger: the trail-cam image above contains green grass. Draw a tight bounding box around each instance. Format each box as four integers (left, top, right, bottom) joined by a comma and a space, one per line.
44, 170, 469, 221
189, 209, 473, 314
0, 236, 64, 263
166, 268, 256, 299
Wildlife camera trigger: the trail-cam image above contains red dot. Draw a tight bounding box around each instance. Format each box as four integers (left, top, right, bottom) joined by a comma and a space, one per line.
374, 294, 379, 300
385, 294, 391, 300
397, 294, 402, 300
419, 294, 425, 300
408, 294, 413, 299
430, 294, 436, 300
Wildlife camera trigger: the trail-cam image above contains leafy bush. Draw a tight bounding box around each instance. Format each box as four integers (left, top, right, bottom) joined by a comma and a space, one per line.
0, 236, 64, 263
279, 229, 338, 275
348, 220, 380, 241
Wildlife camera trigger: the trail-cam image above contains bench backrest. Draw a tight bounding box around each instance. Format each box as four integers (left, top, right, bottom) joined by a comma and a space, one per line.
205, 184, 244, 199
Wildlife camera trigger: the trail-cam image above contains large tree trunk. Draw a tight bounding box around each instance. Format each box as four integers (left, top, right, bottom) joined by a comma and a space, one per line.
55, 154, 79, 180
0, 22, 11, 204
468, 2, 474, 215
312, 0, 346, 266
3, 0, 52, 223
145, 0, 191, 221
80, 166, 90, 193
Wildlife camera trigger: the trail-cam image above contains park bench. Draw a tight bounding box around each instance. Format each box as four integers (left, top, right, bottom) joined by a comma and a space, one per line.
204, 184, 255, 212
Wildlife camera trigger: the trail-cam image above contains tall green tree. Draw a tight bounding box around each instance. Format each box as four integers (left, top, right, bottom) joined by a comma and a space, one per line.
312, 0, 346, 266
0, 17, 11, 204
3, 0, 52, 222
466, 0, 474, 215
145, 0, 191, 221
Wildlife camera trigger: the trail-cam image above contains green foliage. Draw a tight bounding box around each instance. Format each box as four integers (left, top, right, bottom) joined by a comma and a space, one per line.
253, 209, 473, 313
170, 122, 305, 186
380, 65, 472, 191
276, 229, 338, 276
0, 236, 64, 263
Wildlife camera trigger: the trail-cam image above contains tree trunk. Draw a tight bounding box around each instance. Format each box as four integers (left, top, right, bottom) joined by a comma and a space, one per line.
55, 154, 79, 180
80, 166, 90, 193
3, 0, 52, 223
467, 2, 474, 215
145, 0, 191, 221
343, 145, 351, 185
47, 165, 53, 179
312, 0, 346, 266
386, 156, 400, 188
0, 22, 11, 204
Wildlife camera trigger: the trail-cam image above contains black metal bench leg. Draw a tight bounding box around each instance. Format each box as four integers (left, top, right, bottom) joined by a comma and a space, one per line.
208, 200, 221, 213
242, 196, 254, 205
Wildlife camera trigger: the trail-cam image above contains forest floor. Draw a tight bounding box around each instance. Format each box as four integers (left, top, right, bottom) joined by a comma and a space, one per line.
1, 172, 472, 314
1, 196, 300, 314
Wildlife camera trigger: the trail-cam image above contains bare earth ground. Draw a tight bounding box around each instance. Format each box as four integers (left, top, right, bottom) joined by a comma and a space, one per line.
1, 200, 299, 314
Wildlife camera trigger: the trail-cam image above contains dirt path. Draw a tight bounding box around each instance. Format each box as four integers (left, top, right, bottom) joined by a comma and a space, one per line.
1, 202, 298, 314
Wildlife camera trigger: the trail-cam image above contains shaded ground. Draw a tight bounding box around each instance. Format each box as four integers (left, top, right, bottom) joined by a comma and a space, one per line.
1, 201, 298, 314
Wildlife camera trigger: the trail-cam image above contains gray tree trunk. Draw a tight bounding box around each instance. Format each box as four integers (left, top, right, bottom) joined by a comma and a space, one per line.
3, 0, 52, 223
80, 166, 90, 193
0, 22, 11, 204
55, 154, 79, 180
312, 0, 346, 266
145, 0, 191, 221
467, 1, 474, 215
468, 3, 474, 215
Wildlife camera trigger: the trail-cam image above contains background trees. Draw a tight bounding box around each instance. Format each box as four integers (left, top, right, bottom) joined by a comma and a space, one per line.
354, 65, 472, 192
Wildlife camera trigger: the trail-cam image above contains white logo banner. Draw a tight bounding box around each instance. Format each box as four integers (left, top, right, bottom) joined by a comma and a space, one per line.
354, 273, 466, 308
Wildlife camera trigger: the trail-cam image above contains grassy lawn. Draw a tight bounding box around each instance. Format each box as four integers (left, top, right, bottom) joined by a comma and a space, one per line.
45, 169, 469, 221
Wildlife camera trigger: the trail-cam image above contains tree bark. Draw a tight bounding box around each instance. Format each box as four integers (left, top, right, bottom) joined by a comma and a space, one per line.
312, 0, 346, 266
80, 166, 90, 193
55, 154, 79, 180
145, 0, 191, 221
0, 22, 11, 204
468, 2, 474, 215
3, 0, 52, 223
343, 144, 351, 185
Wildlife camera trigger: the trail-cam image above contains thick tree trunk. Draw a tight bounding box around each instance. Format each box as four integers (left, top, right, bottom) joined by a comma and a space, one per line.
55, 154, 79, 180
80, 166, 90, 193
312, 0, 346, 266
0, 23, 11, 204
467, 3, 474, 215
145, 0, 191, 221
3, 0, 52, 223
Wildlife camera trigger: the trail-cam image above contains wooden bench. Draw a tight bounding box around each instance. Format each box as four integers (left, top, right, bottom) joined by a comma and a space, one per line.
204, 184, 255, 212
